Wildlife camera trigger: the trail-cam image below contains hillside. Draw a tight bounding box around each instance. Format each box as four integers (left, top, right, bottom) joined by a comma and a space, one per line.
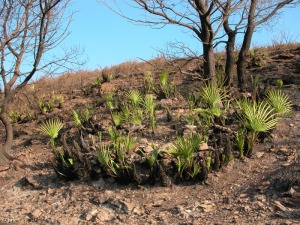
0, 44, 300, 224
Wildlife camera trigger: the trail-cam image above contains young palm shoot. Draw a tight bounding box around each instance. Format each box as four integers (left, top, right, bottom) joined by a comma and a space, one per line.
39, 118, 64, 149
103, 92, 118, 111
167, 134, 202, 180
126, 89, 144, 108
237, 99, 278, 156
195, 81, 227, 125
72, 109, 82, 127
266, 89, 292, 119
111, 111, 124, 128
144, 71, 155, 94
235, 129, 245, 158
97, 145, 118, 176
144, 94, 157, 133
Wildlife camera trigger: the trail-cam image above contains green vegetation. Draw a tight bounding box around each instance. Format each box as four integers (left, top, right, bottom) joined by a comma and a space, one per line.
23, 46, 294, 185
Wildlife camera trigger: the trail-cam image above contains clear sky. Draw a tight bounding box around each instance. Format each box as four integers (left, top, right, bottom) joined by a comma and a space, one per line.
61, 0, 300, 71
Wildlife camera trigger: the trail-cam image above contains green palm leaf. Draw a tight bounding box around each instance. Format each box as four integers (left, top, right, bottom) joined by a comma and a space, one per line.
237, 99, 278, 132
126, 89, 144, 107
39, 118, 64, 140
266, 89, 292, 118
198, 82, 227, 108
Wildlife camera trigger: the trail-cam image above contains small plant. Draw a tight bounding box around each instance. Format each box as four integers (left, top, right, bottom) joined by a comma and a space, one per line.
8, 110, 21, 123
167, 133, 202, 180
144, 71, 154, 94
111, 111, 124, 127
147, 145, 159, 167
122, 105, 131, 123
194, 81, 228, 125
97, 145, 118, 176
38, 98, 48, 113
130, 108, 144, 125
39, 118, 64, 149
92, 77, 102, 88
82, 107, 92, 122
235, 129, 245, 158
107, 74, 114, 82
103, 92, 118, 111
108, 126, 120, 148
266, 89, 292, 119
71, 109, 82, 127
157, 70, 177, 98
56, 95, 64, 108
237, 99, 278, 132
144, 94, 157, 133
126, 89, 144, 108
276, 79, 284, 89
237, 99, 278, 156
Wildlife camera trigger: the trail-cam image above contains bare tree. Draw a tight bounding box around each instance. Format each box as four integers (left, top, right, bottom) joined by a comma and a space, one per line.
216, 0, 247, 86
100, 0, 232, 83
236, 0, 298, 90
0, 0, 83, 166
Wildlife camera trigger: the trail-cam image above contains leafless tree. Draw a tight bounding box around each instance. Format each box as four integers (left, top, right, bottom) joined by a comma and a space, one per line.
235, 0, 299, 89
216, 0, 247, 86
100, 0, 233, 83
0, 0, 83, 166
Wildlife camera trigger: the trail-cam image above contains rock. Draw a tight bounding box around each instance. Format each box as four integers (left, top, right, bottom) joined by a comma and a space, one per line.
84, 209, 98, 221
198, 203, 214, 212
254, 152, 264, 158
92, 178, 106, 189
139, 138, 148, 145
254, 201, 265, 209
132, 206, 144, 215
17, 176, 43, 190
32, 209, 42, 218
144, 145, 154, 153
242, 205, 251, 212
199, 142, 209, 151
273, 200, 287, 211
103, 198, 135, 214
255, 195, 266, 202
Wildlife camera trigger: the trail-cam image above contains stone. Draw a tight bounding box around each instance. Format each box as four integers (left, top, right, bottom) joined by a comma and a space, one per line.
139, 138, 148, 145
199, 143, 209, 151
273, 200, 287, 211
92, 178, 106, 189
32, 209, 42, 218
198, 202, 214, 212
144, 145, 154, 153
254, 152, 264, 158
254, 201, 265, 209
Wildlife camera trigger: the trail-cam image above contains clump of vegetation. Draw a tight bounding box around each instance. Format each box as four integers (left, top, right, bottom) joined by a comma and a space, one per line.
36, 54, 293, 185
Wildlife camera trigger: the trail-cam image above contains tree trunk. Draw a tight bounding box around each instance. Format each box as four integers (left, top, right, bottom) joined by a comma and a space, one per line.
237, 0, 258, 90
223, 15, 237, 87
0, 111, 14, 166
203, 43, 216, 84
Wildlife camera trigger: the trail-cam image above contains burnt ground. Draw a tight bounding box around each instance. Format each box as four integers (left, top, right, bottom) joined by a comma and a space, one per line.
0, 45, 300, 225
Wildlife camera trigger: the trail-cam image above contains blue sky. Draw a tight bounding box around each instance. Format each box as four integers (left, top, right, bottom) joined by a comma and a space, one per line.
61, 0, 300, 70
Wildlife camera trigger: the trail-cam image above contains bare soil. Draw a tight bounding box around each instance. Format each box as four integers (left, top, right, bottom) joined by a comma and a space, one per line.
0, 45, 300, 225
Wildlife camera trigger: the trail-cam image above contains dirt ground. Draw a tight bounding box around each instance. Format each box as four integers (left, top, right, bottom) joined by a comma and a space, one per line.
0, 45, 300, 225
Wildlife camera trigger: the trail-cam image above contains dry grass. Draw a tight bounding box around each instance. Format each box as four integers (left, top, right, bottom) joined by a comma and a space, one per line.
7, 43, 300, 117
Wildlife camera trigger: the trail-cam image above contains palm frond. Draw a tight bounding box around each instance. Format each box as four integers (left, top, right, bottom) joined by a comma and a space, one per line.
159, 70, 169, 87
198, 82, 226, 108
39, 118, 64, 140
71, 109, 82, 126
237, 99, 278, 132
126, 89, 144, 107
266, 89, 292, 118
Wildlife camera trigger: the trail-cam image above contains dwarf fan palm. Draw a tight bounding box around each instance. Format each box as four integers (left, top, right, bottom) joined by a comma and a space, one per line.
266, 89, 292, 119
237, 99, 278, 156
39, 118, 64, 149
